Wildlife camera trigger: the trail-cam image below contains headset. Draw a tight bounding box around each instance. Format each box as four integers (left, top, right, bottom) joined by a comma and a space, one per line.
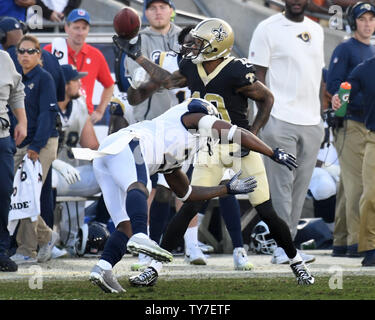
346, 2, 375, 31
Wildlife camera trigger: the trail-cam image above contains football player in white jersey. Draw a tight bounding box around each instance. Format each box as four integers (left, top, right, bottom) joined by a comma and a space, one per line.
81, 97, 299, 293
128, 26, 210, 269
51, 64, 101, 254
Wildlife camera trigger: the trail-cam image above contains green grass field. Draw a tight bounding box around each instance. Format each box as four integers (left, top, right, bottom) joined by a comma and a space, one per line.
1, 276, 375, 300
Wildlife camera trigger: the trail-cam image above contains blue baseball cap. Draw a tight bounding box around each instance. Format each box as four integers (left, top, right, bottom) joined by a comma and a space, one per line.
66, 8, 91, 24
0, 16, 23, 32
61, 64, 88, 82
353, 2, 375, 19
145, 0, 174, 9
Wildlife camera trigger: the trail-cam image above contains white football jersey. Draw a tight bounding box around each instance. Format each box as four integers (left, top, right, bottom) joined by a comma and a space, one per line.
57, 96, 89, 165
151, 50, 191, 105
109, 98, 218, 175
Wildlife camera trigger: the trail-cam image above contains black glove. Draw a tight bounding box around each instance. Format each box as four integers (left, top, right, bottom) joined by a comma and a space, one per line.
226, 170, 257, 195
112, 35, 142, 60
271, 148, 298, 171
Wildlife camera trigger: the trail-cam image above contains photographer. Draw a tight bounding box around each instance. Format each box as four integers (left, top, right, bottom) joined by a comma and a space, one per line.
326, 2, 375, 258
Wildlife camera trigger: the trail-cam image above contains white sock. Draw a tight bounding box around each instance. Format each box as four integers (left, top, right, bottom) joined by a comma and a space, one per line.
150, 260, 163, 273
97, 259, 112, 270
289, 252, 303, 264
184, 226, 198, 250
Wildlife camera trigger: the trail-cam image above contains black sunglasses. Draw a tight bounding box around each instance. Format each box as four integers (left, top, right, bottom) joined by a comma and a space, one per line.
17, 48, 40, 55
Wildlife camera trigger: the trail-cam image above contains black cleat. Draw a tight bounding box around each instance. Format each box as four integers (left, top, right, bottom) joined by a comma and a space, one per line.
290, 261, 315, 285
129, 267, 158, 287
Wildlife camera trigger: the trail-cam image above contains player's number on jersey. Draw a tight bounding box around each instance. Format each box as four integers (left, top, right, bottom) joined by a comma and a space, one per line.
191, 91, 230, 122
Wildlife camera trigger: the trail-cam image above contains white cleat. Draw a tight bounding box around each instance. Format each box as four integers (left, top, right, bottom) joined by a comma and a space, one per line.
127, 233, 173, 263
185, 245, 207, 265
233, 247, 254, 271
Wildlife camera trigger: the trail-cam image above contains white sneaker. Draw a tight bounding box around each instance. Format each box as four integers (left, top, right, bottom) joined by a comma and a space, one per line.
271, 247, 289, 264
51, 246, 68, 259
233, 247, 254, 271
131, 253, 152, 271
37, 231, 60, 263
198, 241, 214, 254
10, 253, 37, 265
185, 245, 207, 265
271, 247, 316, 265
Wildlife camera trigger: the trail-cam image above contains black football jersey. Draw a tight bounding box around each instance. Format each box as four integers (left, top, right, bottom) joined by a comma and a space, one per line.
179, 56, 257, 129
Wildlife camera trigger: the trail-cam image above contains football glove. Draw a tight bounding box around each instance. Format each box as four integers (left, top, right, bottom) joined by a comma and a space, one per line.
52, 159, 81, 185
271, 148, 298, 171
112, 35, 142, 60
226, 170, 257, 195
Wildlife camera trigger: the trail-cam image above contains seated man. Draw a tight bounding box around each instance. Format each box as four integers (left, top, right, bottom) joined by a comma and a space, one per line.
52, 64, 100, 254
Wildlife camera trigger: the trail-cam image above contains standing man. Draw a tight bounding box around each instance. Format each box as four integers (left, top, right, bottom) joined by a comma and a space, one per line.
326, 2, 375, 258
249, 0, 325, 264
125, 0, 181, 122
331, 56, 375, 266
43, 8, 114, 124
0, 51, 27, 272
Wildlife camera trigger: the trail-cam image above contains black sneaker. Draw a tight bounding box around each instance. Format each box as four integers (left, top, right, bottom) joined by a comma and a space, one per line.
290, 261, 315, 285
129, 267, 158, 287
0, 255, 18, 272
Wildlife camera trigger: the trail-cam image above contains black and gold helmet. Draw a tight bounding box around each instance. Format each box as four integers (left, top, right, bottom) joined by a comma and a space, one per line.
184, 18, 234, 64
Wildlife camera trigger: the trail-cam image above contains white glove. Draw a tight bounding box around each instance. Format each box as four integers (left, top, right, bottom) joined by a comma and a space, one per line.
52, 159, 81, 184
128, 67, 149, 89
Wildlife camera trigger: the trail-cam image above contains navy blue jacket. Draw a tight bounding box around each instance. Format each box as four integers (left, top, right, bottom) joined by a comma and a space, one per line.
326, 37, 375, 123
18, 65, 58, 153
7, 46, 65, 102
348, 56, 375, 131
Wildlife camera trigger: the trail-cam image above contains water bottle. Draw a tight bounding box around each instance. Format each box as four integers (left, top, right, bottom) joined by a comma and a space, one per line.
335, 82, 351, 117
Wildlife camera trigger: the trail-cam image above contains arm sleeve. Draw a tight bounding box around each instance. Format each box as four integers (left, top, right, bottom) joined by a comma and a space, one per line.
248, 24, 271, 67
29, 74, 57, 153
326, 44, 349, 95
63, 0, 82, 15
35, 0, 53, 19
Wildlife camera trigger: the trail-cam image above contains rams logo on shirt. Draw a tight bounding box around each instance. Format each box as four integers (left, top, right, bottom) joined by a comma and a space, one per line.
212, 24, 228, 42
297, 32, 311, 43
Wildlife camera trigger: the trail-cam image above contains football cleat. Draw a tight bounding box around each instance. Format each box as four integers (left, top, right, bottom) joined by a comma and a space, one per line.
185, 245, 207, 265
89, 265, 125, 293
233, 247, 254, 271
127, 233, 173, 263
290, 261, 315, 285
129, 267, 158, 287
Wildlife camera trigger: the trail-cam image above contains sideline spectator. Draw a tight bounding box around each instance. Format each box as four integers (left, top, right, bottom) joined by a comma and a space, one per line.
249, 0, 325, 264
52, 64, 101, 255
331, 56, 375, 266
326, 2, 375, 258
10, 35, 59, 265
0, 16, 66, 234
43, 8, 114, 123
0, 51, 27, 272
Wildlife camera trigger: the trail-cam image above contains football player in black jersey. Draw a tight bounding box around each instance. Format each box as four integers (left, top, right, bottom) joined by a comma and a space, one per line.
113, 18, 315, 286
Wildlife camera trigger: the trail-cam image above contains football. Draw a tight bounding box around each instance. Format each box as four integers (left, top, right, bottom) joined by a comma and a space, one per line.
113, 7, 141, 40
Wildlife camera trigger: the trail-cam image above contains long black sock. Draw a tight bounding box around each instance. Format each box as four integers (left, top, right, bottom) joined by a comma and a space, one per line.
219, 195, 243, 248
160, 200, 205, 252
255, 199, 297, 259
100, 230, 129, 267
